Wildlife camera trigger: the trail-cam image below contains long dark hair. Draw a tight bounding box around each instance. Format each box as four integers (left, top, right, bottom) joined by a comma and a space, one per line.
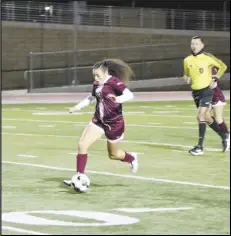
93, 59, 134, 84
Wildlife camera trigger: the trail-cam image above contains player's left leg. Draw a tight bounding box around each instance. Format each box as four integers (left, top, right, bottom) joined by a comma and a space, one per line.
107, 140, 138, 174
105, 121, 138, 173
213, 104, 230, 150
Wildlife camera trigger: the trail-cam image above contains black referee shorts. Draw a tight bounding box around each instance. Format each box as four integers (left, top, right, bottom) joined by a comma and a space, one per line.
192, 86, 213, 109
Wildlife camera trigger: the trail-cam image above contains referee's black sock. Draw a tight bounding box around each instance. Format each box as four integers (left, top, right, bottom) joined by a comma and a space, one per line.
208, 119, 226, 140
198, 121, 206, 147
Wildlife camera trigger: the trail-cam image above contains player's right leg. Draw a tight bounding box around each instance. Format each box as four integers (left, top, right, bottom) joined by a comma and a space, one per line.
63, 121, 104, 187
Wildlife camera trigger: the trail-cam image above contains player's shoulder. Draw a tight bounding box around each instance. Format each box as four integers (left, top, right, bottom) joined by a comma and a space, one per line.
107, 76, 122, 85
184, 55, 193, 62
202, 52, 216, 60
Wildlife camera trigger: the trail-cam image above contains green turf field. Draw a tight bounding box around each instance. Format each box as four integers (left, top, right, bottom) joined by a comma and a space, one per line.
2, 101, 230, 235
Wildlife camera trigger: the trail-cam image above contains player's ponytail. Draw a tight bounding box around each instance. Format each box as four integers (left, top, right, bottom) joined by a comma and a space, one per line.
93, 59, 134, 84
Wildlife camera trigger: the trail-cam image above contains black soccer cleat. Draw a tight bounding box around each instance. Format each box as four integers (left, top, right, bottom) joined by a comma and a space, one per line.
222, 139, 230, 152
189, 145, 204, 156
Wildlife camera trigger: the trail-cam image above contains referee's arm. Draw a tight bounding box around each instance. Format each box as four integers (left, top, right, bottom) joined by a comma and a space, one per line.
183, 59, 190, 83
206, 53, 227, 79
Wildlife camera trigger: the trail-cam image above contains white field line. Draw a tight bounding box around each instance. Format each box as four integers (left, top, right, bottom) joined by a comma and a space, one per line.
36, 107, 47, 110
148, 123, 162, 125
152, 111, 181, 114
2, 126, 16, 129
3, 118, 227, 131
38, 125, 55, 128
2, 226, 51, 235
17, 154, 38, 158
114, 207, 193, 213
2, 109, 230, 119
2, 161, 230, 190
2, 131, 227, 152
184, 122, 197, 124
2, 118, 222, 131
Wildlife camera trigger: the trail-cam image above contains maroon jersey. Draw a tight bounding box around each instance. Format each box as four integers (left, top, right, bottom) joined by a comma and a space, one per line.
92, 77, 127, 124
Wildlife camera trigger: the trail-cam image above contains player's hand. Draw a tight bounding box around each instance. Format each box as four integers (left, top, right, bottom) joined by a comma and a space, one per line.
209, 80, 217, 89
107, 94, 117, 102
183, 76, 191, 84
69, 106, 80, 114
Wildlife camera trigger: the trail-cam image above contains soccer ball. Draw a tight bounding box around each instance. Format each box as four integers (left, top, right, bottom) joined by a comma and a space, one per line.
71, 173, 90, 193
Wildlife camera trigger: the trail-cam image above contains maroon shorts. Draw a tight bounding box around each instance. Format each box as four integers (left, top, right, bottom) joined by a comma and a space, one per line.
212, 86, 226, 107
90, 118, 125, 142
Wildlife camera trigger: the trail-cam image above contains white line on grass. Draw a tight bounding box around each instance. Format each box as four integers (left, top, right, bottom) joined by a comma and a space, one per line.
39, 125, 55, 128
2, 226, 51, 235
2, 132, 227, 152
2, 161, 230, 190
17, 154, 38, 158
114, 207, 193, 213
36, 107, 47, 110
2, 118, 223, 131
184, 122, 197, 124
2, 126, 16, 129
148, 123, 162, 125
140, 106, 150, 108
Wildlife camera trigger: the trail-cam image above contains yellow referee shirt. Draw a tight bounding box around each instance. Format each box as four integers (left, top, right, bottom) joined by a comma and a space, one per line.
183, 52, 227, 90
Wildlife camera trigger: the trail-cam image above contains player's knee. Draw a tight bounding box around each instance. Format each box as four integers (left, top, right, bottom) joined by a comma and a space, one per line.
197, 114, 205, 121
78, 141, 88, 153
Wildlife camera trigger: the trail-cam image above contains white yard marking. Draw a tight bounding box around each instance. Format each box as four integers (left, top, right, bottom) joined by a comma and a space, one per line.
124, 111, 145, 114
36, 107, 47, 110
17, 154, 38, 158
39, 125, 55, 128
114, 207, 193, 213
148, 122, 161, 125
2, 226, 51, 235
184, 122, 197, 124
165, 105, 176, 108
152, 111, 180, 114
3, 161, 230, 190
140, 106, 150, 108
2, 126, 16, 129
2, 131, 227, 152
1, 118, 217, 131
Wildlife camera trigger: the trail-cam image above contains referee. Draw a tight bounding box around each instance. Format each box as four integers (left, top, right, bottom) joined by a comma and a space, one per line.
183, 36, 228, 155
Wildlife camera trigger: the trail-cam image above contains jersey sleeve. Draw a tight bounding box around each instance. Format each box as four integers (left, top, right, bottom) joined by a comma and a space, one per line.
205, 53, 227, 79
112, 78, 127, 94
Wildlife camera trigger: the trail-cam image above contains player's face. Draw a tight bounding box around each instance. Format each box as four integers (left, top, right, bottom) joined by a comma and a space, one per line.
191, 39, 204, 54
93, 68, 108, 83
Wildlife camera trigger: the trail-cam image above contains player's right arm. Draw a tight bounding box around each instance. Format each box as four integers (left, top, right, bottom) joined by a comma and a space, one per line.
69, 95, 95, 113
69, 83, 96, 113
183, 58, 191, 84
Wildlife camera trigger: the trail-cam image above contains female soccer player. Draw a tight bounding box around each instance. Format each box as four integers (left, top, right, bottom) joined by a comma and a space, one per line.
207, 67, 230, 144
64, 59, 138, 187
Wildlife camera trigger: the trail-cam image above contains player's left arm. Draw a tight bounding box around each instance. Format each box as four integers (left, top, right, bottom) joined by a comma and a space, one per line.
206, 53, 227, 80
114, 88, 134, 103
108, 79, 134, 103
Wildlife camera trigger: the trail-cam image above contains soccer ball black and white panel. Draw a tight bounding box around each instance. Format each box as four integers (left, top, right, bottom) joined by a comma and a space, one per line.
71, 173, 90, 193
